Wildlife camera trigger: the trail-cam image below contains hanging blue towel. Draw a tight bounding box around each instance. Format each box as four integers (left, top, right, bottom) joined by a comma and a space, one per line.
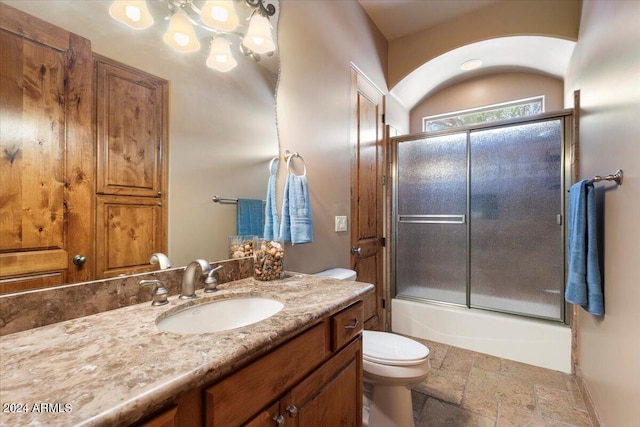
263, 174, 280, 240
237, 198, 264, 236
279, 173, 313, 245
565, 180, 604, 315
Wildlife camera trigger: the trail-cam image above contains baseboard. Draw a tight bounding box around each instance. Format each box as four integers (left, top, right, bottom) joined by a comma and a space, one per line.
575, 367, 602, 427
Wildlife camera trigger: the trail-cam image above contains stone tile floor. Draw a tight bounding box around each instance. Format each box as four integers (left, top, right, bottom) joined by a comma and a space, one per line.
409, 337, 593, 427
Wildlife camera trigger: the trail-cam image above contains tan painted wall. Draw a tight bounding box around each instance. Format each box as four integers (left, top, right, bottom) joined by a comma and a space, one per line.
389, 0, 582, 88
410, 72, 564, 133
275, 0, 390, 274
564, 1, 640, 425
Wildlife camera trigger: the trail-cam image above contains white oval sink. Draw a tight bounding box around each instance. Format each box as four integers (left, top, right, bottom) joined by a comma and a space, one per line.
157, 297, 284, 334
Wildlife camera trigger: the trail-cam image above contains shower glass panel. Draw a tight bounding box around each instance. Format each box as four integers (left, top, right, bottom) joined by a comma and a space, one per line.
469, 120, 564, 319
393, 113, 569, 322
396, 133, 467, 305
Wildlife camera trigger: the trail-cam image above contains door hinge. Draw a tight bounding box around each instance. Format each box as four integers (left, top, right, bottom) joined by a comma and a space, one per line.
381, 175, 387, 186
380, 237, 386, 247
382, 113, 386, 124
382, 298, 386, 309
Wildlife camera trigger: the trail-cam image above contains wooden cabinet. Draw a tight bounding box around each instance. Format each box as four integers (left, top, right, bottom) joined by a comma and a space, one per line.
141, 301, 364, 427
94, 56, 168, 278
206, 302, 364, 427
0, 3, 93, 293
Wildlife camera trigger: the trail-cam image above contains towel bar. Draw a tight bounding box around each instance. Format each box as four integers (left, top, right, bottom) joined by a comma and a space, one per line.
590, 169, 623, 185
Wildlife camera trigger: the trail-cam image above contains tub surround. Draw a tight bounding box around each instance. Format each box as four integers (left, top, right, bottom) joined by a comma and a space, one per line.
0, 258, 254, 336
0, 274, 373, 426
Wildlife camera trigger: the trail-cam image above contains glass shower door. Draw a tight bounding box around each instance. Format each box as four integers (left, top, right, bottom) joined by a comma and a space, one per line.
395, 133, 468, 305
469, 120, 564, 319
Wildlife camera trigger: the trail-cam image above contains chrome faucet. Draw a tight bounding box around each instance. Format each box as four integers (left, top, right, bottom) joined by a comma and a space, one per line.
180, 259, 212, 299
149, 253, 172, 270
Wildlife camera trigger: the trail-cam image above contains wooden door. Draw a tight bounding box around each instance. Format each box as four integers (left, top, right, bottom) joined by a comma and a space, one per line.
0, 3, 93, 293
350, 67, 384, 330
94, 56, 168, 279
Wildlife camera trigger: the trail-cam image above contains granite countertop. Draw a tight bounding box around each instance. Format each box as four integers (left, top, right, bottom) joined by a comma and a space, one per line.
0, 274, 373, 427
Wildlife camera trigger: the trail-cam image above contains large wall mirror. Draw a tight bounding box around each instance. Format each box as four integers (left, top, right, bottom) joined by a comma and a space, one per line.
1, 0, 280, 286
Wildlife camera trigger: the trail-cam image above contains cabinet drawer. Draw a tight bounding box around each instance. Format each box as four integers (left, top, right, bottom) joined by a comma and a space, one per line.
331, 301, 364, 351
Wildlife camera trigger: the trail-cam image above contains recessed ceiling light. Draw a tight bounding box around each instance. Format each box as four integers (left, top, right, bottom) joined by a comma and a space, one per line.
461, 59, 483, 71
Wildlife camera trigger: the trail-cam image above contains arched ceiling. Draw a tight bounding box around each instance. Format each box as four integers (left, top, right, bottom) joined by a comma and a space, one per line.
391, 36, 577, 110
358, 0, 579, 111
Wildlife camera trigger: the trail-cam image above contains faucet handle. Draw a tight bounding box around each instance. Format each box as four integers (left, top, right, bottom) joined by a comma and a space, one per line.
204, 265, 224, 293
140, 279, 169, 306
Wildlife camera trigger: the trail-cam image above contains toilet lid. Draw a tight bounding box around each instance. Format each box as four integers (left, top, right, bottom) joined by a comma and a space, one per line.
362, 331, 430, 366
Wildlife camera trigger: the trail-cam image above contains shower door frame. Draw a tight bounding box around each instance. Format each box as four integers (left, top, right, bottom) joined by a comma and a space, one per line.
390, 110, 574, 324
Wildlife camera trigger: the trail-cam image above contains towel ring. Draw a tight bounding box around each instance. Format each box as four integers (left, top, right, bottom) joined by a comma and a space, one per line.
268, 156, 279, 176
284, 150, 307, 176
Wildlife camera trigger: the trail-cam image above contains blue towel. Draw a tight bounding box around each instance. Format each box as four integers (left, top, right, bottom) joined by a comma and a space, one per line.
237, 198, 264, 236
279, 173, 313, 244
565, 180, 604, 315
263, 174, 280, 240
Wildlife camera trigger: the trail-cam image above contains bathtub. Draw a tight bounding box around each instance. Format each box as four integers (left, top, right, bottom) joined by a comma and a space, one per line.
392, 298, 572, 373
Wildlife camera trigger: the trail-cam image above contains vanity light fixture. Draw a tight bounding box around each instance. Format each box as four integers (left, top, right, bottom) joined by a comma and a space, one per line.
109, 0, 154, 30
461, 59, 483, 71
109, 0, 277, 71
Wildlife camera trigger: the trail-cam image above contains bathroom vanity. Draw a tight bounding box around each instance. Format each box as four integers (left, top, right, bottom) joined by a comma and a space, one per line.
0, 274, 372, 426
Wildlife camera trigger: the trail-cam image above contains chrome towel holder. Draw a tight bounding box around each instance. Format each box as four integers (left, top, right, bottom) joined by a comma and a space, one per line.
590, 169, 623, 185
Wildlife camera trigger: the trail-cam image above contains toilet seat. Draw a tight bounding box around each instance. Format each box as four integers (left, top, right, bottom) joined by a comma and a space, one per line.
363, 331, 429, 366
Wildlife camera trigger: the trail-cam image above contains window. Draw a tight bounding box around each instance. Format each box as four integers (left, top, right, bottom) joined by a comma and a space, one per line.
422, 96, 545, 132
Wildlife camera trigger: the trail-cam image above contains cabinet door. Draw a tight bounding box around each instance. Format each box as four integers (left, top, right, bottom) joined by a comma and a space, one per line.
0, 3, 93, 293
138, 406, 177, 427
283, 336, 363, 427
95, 195, 164, 278
95, 57, 167, 197
244, 402, 280, 427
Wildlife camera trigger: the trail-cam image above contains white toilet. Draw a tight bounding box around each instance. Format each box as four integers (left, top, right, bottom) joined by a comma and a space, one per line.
314, 268, 431, 427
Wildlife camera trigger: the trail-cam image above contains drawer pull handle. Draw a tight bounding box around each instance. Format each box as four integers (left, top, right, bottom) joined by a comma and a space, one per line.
344, 319, 359, 329
273, 414, 286, 426
286, 405, 298, 418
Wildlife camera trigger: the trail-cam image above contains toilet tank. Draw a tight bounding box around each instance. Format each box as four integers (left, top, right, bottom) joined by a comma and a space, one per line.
313, 268, 357, 281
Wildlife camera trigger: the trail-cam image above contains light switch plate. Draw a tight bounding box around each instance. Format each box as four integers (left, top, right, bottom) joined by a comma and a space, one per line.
335, 216, 348, 232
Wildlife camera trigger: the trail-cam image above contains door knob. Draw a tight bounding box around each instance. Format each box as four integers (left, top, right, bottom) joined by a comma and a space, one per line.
73, 254, 87, 266
351, 246, 362, 255
273, 414, 286, 426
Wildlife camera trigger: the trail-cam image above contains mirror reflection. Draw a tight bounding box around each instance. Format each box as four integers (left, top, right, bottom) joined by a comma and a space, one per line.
0, 0, 280, 291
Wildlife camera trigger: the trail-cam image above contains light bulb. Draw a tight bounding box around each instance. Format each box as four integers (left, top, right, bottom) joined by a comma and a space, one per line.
125, 5, 141, 22
163, 12, 200, 53
206, 37, 237, 72
242, 13, 275, 55
109, 1, 154, 30
200, 1, 239, 32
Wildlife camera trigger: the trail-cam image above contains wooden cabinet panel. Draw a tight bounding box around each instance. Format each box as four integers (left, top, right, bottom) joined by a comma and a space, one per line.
0, 3, 93, 290
95, 57, 167, 197
331, 301, 364, 351
139, 406, 177, 427
244, 402, 280, 427
96, 195, 164, 278
284, 336, 362, 427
